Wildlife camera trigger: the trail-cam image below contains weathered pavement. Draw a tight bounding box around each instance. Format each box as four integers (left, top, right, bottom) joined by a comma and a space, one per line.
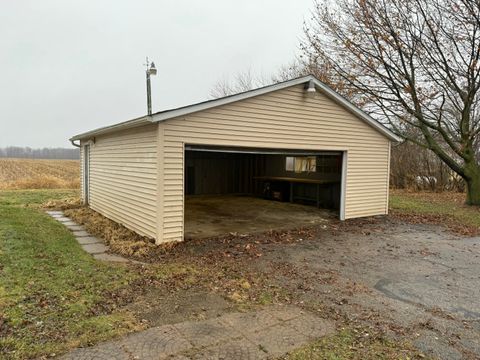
263, 222, 480, 359
59, 306, 334, 360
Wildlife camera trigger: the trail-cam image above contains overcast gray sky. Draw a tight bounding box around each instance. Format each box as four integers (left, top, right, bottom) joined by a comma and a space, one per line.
0, 1, 313, 148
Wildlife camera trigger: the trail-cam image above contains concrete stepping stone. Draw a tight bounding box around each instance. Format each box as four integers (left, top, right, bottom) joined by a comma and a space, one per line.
72, 230, 89, 237
285, 315, 334, 339
65, 224, 85, 231
77, 236, 102, 245
120, 325, 192, 357
59, 342, 130, 360
81, 243, 108, 254
220, 308, 280, 333
174, 317, 241, 347
46, 210, 63, 215
190, 337, 267, 359
243, 322, 309, 358
46, 210, 139, 265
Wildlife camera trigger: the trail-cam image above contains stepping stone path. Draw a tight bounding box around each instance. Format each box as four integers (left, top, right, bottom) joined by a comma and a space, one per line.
58, 306, 334, 359
46, 210, 130, 263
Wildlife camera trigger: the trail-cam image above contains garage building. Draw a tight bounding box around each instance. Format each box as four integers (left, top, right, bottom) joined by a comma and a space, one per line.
70, 75, 400, 244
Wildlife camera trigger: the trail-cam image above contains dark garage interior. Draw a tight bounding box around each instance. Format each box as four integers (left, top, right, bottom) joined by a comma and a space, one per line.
184, 145, 343, 239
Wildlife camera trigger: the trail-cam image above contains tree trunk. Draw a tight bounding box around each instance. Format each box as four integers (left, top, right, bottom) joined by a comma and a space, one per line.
465, 162, 480, 206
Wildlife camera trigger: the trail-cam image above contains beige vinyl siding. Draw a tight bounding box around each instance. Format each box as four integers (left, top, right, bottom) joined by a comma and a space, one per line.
87, 124, 158, 239
156, 135, 184, 243
158, 84, 390, 243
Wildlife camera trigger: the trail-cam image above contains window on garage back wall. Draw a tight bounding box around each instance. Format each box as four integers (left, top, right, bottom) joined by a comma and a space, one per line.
285, 155, 341, 174
285, 156, 316, 173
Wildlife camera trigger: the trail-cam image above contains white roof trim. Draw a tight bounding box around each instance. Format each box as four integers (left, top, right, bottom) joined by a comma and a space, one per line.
70, 75, 400, 142
70, 116, 151, 141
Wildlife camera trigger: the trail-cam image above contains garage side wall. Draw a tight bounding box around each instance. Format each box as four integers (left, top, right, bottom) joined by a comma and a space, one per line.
83, 124, 158, 239
157, 84, 390, 243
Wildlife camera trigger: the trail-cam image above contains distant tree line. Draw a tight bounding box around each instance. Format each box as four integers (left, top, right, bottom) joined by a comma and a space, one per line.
0, 147, 79, 160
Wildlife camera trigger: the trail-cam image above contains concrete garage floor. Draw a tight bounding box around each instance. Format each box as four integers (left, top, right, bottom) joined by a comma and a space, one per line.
184, 195, 334, 239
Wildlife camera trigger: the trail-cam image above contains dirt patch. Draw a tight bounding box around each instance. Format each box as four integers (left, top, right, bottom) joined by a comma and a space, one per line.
128, 290, 236, 326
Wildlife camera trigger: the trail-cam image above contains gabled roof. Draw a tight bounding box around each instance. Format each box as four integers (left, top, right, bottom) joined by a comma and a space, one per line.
70, 75, 401, 142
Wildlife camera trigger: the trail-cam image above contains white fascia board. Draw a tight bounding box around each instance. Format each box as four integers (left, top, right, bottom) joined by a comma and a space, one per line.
70, 116, 152, 141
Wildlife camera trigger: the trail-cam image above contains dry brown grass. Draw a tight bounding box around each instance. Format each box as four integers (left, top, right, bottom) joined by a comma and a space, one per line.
64, 207, 158, 258
43, 196, 83, 210
0, 158, 79, 189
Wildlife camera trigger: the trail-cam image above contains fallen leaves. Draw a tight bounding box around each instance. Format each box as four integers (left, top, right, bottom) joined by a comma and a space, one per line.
391, 211, 479, 236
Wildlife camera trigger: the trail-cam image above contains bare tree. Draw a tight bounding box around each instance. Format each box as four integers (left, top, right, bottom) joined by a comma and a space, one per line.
271, 60, 311, 82
210, 69, 266, 98
210, 58, 336, 99
303, 0, 480, 205
391, 138, 465, 192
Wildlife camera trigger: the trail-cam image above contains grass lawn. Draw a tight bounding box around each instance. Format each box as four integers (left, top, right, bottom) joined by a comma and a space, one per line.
0, 189, 141, 359
390, 190, 480, 232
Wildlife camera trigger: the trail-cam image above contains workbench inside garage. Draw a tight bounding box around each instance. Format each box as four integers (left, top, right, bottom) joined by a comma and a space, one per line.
254, 176, 341, 210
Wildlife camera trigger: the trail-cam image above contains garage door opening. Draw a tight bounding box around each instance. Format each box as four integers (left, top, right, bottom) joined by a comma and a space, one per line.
184, 145, 344, 239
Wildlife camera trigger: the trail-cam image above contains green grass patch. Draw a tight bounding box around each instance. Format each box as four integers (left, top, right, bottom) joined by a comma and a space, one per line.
390, 190, 480, 229
0, 188, 78, 207
0, 190, 141, 359
257, 291, 274, 305
285, 327, 423, 359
